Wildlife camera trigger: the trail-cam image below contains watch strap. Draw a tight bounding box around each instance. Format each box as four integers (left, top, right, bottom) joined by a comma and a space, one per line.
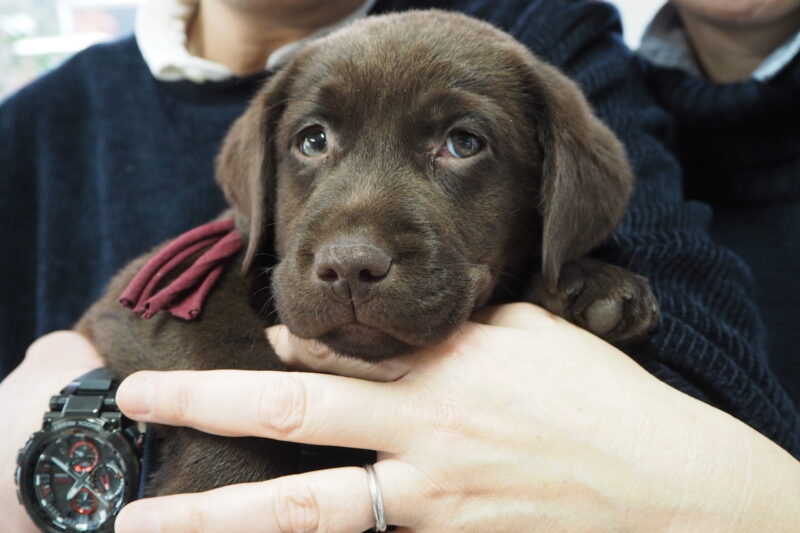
49, 368, 121, 417
61, 367, 116, 395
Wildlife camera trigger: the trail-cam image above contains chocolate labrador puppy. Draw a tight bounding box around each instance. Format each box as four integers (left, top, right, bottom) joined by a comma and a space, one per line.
77, 10, 658, 495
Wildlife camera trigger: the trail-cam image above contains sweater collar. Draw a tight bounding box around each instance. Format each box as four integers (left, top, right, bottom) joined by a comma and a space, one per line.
134, 0, 376, 83
639, 52, 800, 205
639, 3, 800, 83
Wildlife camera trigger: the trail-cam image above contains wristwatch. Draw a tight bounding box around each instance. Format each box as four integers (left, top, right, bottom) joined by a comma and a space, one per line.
15, 368, 144, 533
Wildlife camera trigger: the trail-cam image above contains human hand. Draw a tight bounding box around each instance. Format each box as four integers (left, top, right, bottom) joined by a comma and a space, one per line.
0, 331, 104, 533
114, 304, 800, 532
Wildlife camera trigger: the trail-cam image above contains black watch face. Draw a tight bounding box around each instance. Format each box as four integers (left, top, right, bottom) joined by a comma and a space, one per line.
20, 423, 138, 532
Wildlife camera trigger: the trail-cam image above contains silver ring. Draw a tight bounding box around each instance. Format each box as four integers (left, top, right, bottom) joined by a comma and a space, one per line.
363, 464, 387, 532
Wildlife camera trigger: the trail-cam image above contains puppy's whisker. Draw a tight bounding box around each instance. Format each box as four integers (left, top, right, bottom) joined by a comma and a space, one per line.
253, 250, 280, 260
252, 267, 277, 293
252, 284, 273, 298
255, 292, 277, 321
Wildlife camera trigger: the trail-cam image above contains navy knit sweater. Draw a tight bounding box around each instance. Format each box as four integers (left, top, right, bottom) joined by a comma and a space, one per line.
2, 0, 799, 458
640, 52, 800, 409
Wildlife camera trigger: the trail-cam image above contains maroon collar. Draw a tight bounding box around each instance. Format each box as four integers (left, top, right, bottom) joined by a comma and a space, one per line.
119, 219, 243, 320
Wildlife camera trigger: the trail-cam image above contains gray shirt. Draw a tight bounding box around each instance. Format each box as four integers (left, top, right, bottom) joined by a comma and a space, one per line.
638, 3, 800, 82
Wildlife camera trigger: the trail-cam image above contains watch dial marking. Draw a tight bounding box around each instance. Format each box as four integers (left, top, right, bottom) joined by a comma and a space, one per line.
31, 428, 129, 531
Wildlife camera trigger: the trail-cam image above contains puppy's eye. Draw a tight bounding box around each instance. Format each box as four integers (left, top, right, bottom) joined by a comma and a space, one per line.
299, 127, 327, 157
446, 131, 481, 158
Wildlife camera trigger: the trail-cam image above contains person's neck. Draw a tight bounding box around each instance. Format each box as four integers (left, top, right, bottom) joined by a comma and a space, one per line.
677, 7, 800, 83
187, 0, 364, 76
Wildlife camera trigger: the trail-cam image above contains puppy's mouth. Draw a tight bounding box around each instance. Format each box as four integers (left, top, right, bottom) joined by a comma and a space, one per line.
273, 262, 494, 360
271, 241, 496, 361
317, 323, 413, 360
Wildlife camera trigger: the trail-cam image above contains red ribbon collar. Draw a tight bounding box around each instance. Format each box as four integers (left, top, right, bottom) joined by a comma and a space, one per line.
119, 219, 243, 320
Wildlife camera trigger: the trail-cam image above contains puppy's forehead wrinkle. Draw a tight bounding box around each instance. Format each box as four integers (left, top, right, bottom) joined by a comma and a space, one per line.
266, 96, 319, 113
308, 63, 512, 121
289, 17, 529, 122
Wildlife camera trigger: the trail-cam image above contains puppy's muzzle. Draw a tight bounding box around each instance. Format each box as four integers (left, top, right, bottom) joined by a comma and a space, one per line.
313, 241, 393, 305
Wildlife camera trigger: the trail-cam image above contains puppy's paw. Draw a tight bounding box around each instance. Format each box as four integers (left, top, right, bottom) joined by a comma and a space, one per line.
528, 258, 659, 343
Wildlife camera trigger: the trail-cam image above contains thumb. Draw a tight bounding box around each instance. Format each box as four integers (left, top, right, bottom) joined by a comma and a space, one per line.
265, 325, 412, 381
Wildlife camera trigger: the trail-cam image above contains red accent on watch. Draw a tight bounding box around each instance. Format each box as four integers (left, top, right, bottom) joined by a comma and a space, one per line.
70, 489, 98, 515
68, 440, 99, 473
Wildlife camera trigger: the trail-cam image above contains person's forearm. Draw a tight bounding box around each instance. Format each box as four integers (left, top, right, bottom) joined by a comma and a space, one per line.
0, 331, 103, 533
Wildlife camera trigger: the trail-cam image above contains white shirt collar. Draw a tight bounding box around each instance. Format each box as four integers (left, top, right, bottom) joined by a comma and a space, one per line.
639, 3, 800, 82
135, 0, 376, 83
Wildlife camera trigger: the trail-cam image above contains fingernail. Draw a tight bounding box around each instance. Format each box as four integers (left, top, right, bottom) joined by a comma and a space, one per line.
115, 503, 161, 533
117, 374, 154, 416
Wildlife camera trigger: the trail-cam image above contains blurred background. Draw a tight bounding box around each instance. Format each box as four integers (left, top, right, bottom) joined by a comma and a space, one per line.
0, 0, 664, 100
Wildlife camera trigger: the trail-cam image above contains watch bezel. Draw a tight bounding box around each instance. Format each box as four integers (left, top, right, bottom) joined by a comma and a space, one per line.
17, 416, 141, 533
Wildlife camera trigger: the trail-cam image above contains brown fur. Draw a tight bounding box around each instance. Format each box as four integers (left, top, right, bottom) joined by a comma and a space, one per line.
76, 10, 658, 495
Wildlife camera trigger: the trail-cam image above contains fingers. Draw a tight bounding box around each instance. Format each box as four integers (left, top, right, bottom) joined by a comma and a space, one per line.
265, 305, 565, 378
472, 302, 569, 331
266, 325, 413, 381
116, 461, 421, 533
117, 370, 411, 453
116, 467, 380, 533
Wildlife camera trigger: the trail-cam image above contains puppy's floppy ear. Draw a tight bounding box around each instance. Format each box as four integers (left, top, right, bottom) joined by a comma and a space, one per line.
527, 59, 633, 290
215, 69, 291, 271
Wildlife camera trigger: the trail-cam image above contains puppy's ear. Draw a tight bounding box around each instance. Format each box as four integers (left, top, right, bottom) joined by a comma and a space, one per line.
215, 70, 291, 271
528, 60, 633, 290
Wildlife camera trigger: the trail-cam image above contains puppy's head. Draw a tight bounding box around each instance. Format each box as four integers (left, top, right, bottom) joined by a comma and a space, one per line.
216, 11, 632, 359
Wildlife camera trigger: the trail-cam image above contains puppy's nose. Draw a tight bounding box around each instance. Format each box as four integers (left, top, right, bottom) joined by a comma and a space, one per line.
314, 243, 392, 303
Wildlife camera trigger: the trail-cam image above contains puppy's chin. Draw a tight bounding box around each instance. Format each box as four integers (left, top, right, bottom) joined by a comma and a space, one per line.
272, 259, 496, 360
317, 324, 414, 360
